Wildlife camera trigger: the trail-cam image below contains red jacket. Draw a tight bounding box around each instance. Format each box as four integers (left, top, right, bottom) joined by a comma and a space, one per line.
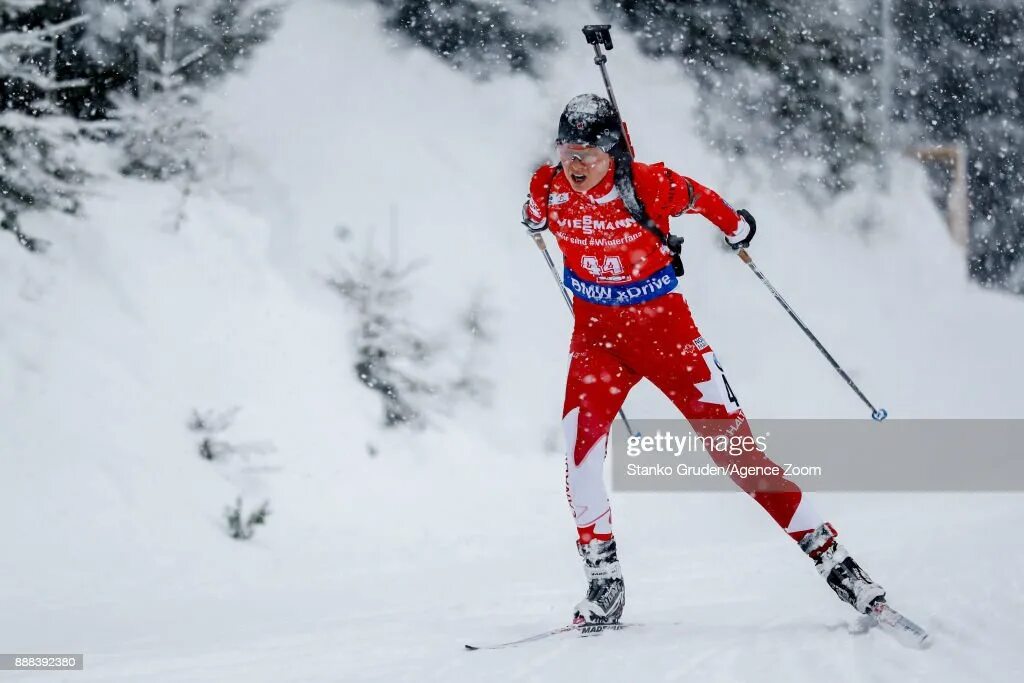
525, 161, 744, 285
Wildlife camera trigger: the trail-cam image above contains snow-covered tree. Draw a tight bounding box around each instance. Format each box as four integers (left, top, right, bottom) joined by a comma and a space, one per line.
89, 1, 276, 182
330, 250, 440, 428
106, 2, 216, 181
111, 81, 212, 182
328, 233, 497, 428
371, 0, 558, 78
894, 0, 1024, 292
597, 0, 877, 193
1, 0, 88, 249
78, 0, 279, 88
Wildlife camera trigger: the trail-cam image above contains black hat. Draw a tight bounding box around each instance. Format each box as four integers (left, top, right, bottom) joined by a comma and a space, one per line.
556, 94, 621, 152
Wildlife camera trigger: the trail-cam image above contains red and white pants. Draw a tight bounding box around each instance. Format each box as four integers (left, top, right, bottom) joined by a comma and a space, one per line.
563, 293, 824, 544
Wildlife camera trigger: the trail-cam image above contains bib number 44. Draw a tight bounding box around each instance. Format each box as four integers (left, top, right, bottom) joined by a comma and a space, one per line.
581, 255, 627, 282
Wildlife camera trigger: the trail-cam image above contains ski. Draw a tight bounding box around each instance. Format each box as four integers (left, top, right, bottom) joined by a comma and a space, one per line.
464, 622, 633, 651
869, 601, 932, 649
464, 606, 929, 652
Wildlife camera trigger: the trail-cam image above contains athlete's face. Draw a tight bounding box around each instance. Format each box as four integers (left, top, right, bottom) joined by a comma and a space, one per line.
557, 144, 611, 193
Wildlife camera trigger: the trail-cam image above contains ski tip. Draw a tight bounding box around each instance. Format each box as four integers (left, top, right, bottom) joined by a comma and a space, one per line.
898, 631, 933, 650
464, 644, 479, 651
871, 602, 933, 649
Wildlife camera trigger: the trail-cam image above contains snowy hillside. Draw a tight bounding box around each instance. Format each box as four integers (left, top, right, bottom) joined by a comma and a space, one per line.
2, 0, 1024, 681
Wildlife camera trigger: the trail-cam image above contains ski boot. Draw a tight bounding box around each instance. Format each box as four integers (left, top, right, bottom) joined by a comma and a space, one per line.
799, 523, 886, 614
573, 538, 625, 625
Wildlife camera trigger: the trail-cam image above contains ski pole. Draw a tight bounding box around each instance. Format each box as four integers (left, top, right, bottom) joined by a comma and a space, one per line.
736, 248, 888, 421
528, 232, 639, 436
531, 232, 574, 311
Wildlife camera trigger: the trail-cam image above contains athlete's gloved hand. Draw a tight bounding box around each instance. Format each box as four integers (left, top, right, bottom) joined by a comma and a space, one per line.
726, 209, 757, 250
522, 197, 547, 233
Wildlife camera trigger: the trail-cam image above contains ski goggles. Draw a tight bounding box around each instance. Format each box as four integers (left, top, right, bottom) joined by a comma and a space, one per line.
556, 143, 606, 167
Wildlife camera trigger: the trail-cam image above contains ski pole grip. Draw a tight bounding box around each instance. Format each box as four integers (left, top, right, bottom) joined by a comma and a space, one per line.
582, 25, 613, 50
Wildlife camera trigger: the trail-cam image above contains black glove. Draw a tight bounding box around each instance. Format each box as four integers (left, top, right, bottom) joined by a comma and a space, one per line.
726, 209, 757, 250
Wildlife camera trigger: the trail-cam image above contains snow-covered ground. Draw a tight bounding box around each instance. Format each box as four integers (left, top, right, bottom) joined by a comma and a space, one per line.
3, 0, 1024, 680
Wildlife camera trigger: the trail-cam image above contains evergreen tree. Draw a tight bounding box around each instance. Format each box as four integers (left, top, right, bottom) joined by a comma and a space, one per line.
106, 1, 219, 182
330, 248, 440, 428
1, 1, 281, 247
372, 0, 558, 78
894, 0, 1024, 291
1, 0, 88, 249
328, 231, 497, 427
111, 77, 211, 182
596, 0, 877, 192
77, 0, 280, 91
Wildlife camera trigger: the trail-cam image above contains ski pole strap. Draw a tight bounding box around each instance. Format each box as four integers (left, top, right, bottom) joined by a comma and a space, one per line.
563, 264, 677, 306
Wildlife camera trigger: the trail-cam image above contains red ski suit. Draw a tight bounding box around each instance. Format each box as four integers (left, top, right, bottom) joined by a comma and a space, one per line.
525, 160, 823, 545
